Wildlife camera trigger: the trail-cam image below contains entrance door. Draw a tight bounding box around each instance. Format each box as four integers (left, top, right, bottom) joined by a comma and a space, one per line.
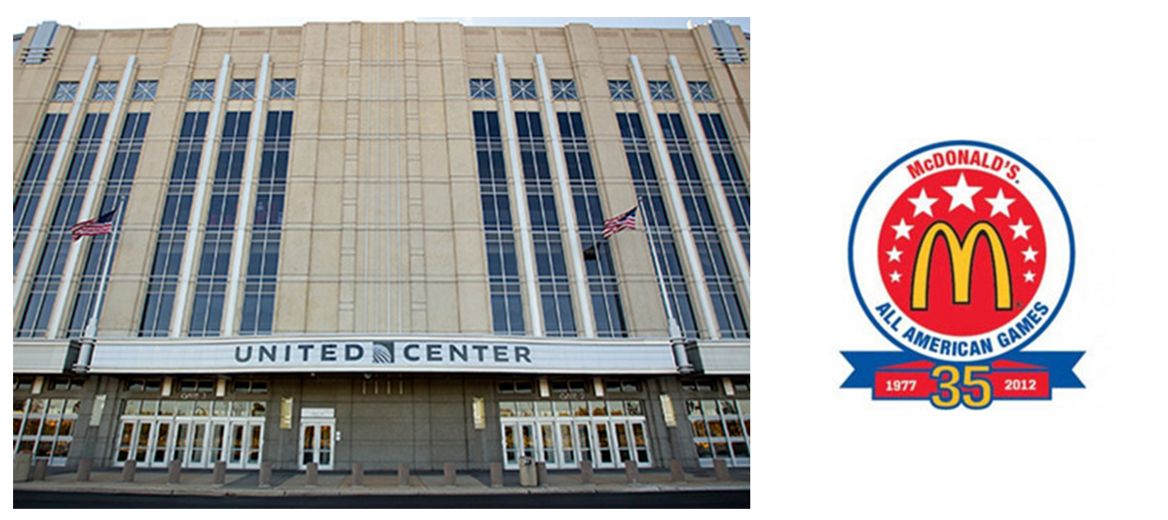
501, 420, 539, 469
299, 420, 334, 470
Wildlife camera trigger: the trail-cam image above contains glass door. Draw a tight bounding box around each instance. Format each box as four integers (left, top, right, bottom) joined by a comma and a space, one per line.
557, 421, 577, 468
227, 423, 245, 468
299, 420, 334, 470
170, 421, 190, 467
245, 423, 263, 468
151, 421, 172, 467
189, 423, 208, 468
134, 421, 152, 464
594, 421, 615, 468
576, 422, 594, 467
210, 422, 227, 466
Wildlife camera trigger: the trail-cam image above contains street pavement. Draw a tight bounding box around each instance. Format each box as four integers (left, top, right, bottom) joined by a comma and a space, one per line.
13, 466, 749, 507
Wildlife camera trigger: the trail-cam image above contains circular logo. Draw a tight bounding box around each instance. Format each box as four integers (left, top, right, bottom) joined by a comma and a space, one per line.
849, 141, 1074, 363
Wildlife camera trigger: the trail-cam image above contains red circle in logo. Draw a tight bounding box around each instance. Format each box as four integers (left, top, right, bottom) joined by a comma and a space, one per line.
877, 169, 1046, 336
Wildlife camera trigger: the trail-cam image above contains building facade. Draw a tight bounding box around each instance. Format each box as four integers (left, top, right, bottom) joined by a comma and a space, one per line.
12, 19, 750, 473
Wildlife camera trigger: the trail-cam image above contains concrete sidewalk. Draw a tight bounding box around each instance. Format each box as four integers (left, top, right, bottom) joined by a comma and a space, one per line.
14, 467, 749, 497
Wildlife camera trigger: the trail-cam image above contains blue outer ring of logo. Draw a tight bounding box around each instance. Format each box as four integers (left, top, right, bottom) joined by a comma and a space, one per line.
847, 140, 1076, 361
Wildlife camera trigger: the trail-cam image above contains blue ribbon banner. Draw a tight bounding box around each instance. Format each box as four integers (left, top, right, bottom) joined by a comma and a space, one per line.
841, 350, 1085, 389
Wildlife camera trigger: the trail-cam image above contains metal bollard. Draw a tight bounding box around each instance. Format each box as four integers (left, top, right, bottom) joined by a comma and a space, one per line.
122, 460, 137, 482
76, 458, 93, 482
259, 462, 273, 487
713, 458, 731, 481
624, 460, 640, 483
670, 459, 686, 482
579, 459, 593, 484
397, 464, 410, 486
167, 460, 182, 484
536, 461, 548, 487
443, 463, 457, 485
13, 452, 33, 482
306, 462, 318, 486
32, 460, 49, 481
351, 462, 364, 486
212, 461, 226, 485
489, 462, 504, 487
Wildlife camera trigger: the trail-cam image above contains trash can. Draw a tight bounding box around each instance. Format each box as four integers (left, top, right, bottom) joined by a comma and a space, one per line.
518, 456, 538, 487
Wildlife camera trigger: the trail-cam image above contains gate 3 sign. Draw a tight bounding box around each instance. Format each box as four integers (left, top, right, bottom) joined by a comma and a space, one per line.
844, 141, 1084, 409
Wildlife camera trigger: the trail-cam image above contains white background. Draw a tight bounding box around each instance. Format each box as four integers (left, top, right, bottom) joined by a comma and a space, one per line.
771, 2, 1168, 519
6, 1, 1168, 517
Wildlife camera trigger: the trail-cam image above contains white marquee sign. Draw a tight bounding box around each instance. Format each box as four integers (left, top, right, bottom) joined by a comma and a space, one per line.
88, 336, 679, 374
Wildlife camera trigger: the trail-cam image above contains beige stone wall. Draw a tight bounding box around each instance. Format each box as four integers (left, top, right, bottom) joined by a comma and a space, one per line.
12, 21, 750, 341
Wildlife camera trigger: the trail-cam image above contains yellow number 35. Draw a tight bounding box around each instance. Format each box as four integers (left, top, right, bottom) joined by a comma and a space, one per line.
930, 365, 992, 409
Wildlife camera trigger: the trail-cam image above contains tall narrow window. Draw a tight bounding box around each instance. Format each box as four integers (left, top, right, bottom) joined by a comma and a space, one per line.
139, 112, 208, 336
14, 113, 68, 268
516, 112, 576, 337
559, 112, 627, 337
67, 112, 151, 336
18, 113, 109, 337
658, 113, 748, 338
240, 111, 293, 335
699, 113, 750, 261
188, 111, 250, 336
473, 111, 524, 335
616, 113, 698, 338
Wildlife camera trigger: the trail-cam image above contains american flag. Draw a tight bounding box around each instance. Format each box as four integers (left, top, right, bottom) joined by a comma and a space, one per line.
602, 206, 638, 238
70, 208, 117, 241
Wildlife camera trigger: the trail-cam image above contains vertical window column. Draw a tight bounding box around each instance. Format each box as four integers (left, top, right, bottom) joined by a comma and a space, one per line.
699, 113, 750, 261
669, 56, 750, 287
139, 112, 209, 336
628, 55, 720, 339
561, 112, 628, 337
658, 113, 748, 339
239, 110, 292, 335
473, 111, 525, 335
188, 111, 250, 336
66, 112, 151, 336
46, 55, 138, 338
222, 53, 271, 335
14, 56, 98, 305
14, 113, 68, 267
616, 113, 699, 338
171, 54, 232, 337
535, 55, 594, 337
496, 54, 543, 335
18, 113, 109, 337
516, 112, 577, 337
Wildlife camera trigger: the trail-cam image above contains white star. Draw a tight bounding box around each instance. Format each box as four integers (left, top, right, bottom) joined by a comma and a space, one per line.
1022, 246, 1039, 263
891, 218, 914, 240
890, 271, 902, 283
1009, 218, 1032, 240
942, 173, 982, 212
906, 188, 938, 217
985, 189, 1016, 218
885, 246, 903, 263
1024, 271, 1036, 283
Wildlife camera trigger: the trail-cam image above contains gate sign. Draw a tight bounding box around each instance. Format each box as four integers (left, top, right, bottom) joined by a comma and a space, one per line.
89, 336, 678, 374
844, 141, 1084, 408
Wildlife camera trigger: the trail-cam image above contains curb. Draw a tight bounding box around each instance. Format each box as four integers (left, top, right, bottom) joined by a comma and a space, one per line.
14, 481, 749, 498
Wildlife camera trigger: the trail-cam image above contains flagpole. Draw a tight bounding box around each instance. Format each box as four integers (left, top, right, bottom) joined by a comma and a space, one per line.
638, 197, 682, 339
83, 197, 125, 339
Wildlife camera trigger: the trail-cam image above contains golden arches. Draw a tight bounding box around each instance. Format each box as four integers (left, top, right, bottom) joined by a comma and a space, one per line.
910, 221, 1012, 310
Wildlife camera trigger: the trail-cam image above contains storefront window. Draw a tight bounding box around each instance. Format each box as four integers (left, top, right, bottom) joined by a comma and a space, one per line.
687, 398, 751, 468
13, 397, 79, 466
